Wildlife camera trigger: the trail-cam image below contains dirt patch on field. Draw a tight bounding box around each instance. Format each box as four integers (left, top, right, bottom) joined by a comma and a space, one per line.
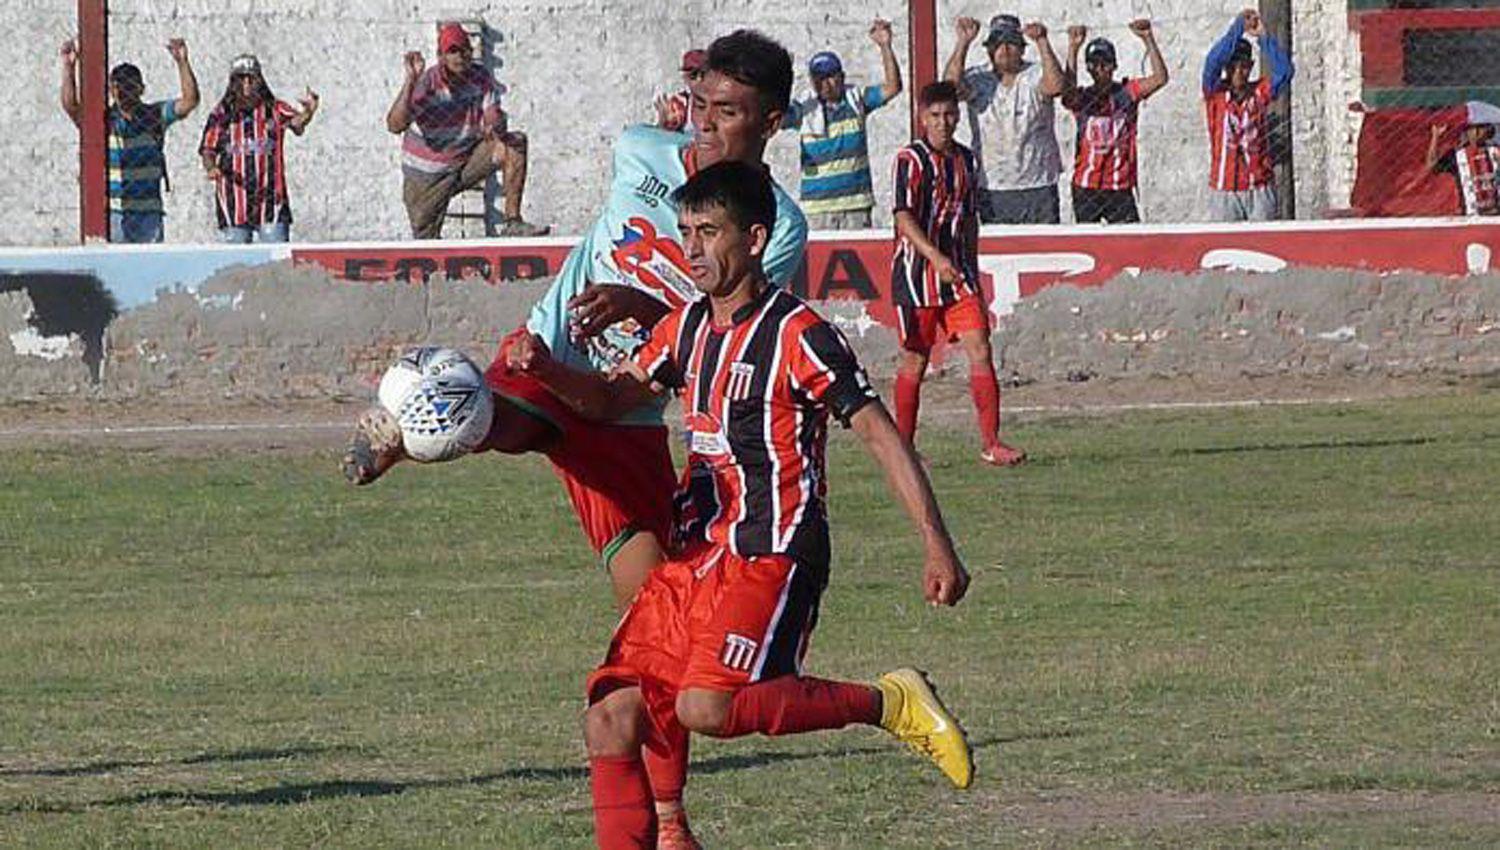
968, 789, 1500, 832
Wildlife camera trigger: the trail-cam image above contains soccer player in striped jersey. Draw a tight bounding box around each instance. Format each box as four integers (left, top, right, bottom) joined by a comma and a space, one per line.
346, 31, 806, 848
510, 161, 973, 848
1202, 9, 1293, 222
1060, 20, 1168, 224
890, 82, 1025, 467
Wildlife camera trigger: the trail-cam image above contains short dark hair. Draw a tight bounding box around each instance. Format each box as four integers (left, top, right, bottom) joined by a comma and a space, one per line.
706, 29, 793, 115
109, 63, 143, 86
919, 81, 960, 108
672, 161, 777, 235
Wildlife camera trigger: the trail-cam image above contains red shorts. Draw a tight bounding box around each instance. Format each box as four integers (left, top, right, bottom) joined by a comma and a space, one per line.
896, 294, 990, 354
586, 543, 825, 735
485, 329, 676, 562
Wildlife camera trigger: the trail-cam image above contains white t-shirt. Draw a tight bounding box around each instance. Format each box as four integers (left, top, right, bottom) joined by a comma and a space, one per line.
958, 62, 1062, 192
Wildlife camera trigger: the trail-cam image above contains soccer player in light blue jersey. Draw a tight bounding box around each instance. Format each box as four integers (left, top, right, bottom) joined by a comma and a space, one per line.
344, 31, 805, 849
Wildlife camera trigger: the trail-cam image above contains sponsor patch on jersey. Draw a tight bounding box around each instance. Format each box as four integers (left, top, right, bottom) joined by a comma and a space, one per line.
608, 217, 697, 306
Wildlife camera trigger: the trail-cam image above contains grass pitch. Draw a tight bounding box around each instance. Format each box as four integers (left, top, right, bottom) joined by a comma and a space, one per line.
2, 393, 1498, 848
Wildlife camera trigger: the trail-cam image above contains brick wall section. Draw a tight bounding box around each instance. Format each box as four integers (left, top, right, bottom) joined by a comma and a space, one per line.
3, 1, 1355, 246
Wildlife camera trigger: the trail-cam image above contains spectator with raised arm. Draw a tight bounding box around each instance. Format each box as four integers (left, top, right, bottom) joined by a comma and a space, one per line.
1062, 20, 1169, 223
1202, 8, 1294, 222
782, 18, 903, 229
1427, 121, 1500, 217
654, 49, 706, 133
199, 55, 318, 243
943, 14, 1066, 224
387, 23, 548, 239
60, 36, 200, 243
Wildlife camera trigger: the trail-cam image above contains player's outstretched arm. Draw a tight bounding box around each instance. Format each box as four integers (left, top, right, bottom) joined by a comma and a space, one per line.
850, 401, 969, 606
508, 331, 661, 421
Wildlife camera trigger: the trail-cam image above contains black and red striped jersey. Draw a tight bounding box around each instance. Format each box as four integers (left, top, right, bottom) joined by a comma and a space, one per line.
199, 99, 300, 228
891, 139, 980, 308
631, 285, 879, 569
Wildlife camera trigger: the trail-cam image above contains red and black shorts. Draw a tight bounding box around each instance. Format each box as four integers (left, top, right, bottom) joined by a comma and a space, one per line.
484, 328, 676, 565
585, 542, 826, 736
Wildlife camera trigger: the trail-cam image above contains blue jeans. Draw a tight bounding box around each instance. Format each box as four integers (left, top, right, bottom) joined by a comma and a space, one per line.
108, 211, 164, 243
220, 221, 290, 243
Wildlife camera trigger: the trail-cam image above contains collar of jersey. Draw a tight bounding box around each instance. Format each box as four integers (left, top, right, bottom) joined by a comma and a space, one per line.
707, 280, 775, 330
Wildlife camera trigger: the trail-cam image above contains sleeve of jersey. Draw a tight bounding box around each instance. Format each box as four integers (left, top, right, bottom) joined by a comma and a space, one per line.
160, 100, 179, 126
630, 309, 686, 390
198, 106, 224, 155
893, 150, 919, 213
763, 194, 808, 288
790, 320, 879, 427
863, 85, 890, 112
1126, 78, 1145, 103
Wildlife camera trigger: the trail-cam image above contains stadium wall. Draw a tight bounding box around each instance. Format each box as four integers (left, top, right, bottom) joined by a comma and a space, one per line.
5, 1, 1356, 247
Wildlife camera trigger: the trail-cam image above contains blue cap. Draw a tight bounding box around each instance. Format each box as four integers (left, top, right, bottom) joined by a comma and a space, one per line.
984, 14, 1025, 49
809, 51, 842, 78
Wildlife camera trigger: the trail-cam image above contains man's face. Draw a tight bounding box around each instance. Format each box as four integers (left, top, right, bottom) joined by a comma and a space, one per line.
1466, 125, 1493, 146
1087, 59, 1115, 87
1229, 59, 1253, 91
921, 99, 960, 150
442, 43, 471, 75
678, 203, 767, 299
233, 73, 259, 102
693, 70, 780, 168
813, 72, 845, 104
988, 41, 1024, 74
110, 78, 143, 109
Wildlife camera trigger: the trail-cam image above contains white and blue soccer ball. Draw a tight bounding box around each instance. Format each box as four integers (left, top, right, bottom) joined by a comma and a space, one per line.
377, 347, 495, 462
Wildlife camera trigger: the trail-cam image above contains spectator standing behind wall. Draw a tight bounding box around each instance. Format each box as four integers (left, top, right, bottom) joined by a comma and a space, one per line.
944, 15, 1066, 225
1202, 9, 1293, 222
1061, 21, 1168, 224
655, 49, 706, 134
1427, 121, 1500, 216
387, 23, 548, 239
59, 37, 200, 243
781, 18, 903, 230
198, 55, 319, 243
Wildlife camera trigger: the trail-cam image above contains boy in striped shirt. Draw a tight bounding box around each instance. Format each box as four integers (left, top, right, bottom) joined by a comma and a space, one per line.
1202, 9, 1294, 222
1061, 21, 1169, 224
891, 82, 1025, 467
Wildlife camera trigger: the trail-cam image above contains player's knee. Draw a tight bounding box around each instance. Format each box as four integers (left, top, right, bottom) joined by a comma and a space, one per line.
674, 689, 731, 736
960, 332, 992, 365
898, 350, 928, 377
584, 688, 646, 757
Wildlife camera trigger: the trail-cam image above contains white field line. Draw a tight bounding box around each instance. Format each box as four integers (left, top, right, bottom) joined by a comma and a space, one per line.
0, 396, 1363, 439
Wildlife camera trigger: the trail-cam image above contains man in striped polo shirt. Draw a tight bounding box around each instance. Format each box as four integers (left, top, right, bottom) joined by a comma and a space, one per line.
1061, 20, 1169, 224
781, 18, 904, 229
1202, 9, 1294, 222
891, 82, 1025, 467
60, 36, 201, 243
387, 22, 547, 239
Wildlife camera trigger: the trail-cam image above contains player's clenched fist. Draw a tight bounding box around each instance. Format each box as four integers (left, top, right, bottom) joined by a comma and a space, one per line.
923, 546, 970, 607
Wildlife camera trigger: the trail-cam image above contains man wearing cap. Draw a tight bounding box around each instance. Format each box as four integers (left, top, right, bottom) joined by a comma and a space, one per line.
655, 49, 707, 134
199, 55, 319, 243
943, 14, 1066, 225
1202, 9, 1294, 222
387, 22, 548, 239
781, 18, 903, 229
60, 36, 200, 243
1061, 20, 1169, 224
1426, 120, 1500, 216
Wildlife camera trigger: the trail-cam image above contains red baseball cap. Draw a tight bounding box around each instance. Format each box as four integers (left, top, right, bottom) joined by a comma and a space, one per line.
438, 23, 469, 54
680, 49, 707, 72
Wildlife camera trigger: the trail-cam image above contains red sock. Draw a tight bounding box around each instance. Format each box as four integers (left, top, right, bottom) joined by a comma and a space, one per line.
969, 364, 1001, 448
894, 370, 923, 446
642, 724, 688, 806
718, 676, 882, 737
590, 756, 657, 850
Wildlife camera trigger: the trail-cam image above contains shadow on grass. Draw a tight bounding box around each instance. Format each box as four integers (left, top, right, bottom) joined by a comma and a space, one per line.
0, 744, 363, 778
8, 728, 1076, 814
1173, 432, 1500, 458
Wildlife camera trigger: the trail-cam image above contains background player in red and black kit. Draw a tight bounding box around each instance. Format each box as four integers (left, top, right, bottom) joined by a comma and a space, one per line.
511, 162, 975, 849
1061, 20, 1168, 224
891, 82, 1025, 467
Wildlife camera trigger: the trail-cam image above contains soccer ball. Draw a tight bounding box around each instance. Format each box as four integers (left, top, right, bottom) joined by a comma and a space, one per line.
377, 347, 495, 462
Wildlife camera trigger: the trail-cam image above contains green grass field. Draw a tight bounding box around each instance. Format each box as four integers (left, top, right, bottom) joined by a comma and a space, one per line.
2, 393, 1498, 848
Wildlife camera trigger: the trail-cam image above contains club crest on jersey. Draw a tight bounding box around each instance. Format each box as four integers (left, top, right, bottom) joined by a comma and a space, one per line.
609, 217, 697, 305
720, 633, 760, 673
726, 362, 756, 401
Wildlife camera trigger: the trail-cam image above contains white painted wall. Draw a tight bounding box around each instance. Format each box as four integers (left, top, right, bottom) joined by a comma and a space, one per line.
3, 1, 1355, 246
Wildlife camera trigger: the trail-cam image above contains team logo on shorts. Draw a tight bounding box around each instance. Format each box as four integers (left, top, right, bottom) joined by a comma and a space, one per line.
720, 633, 760, 673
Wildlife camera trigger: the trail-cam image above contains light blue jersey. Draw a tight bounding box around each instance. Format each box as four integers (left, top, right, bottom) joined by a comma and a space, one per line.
527, 126, 807, 426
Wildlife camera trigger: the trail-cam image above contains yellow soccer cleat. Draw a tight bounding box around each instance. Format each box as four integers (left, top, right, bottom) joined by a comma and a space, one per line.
876, 668, 973, 789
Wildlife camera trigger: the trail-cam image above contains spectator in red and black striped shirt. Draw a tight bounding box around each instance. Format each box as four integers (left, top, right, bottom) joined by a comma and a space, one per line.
891, 82, 1024, 467
1061, 20, 1168, 224
199, 55, 317, 243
